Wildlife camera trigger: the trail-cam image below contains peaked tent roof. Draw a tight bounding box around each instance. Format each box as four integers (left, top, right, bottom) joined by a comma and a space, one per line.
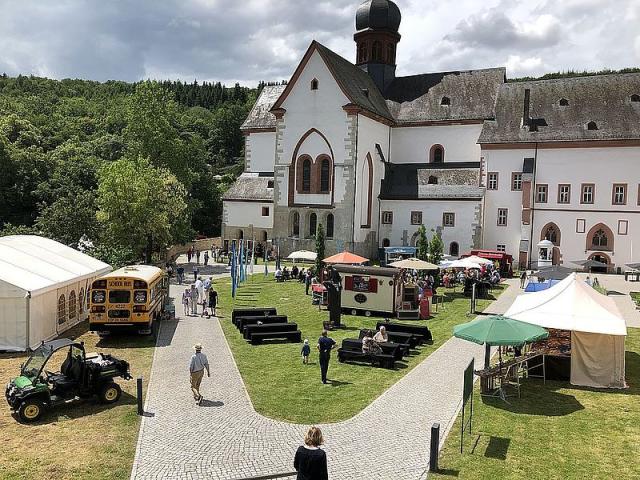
323, 251, 369, 265
505, 273, 627, 336
271, 41, 394, 122
0, 235, 112, 296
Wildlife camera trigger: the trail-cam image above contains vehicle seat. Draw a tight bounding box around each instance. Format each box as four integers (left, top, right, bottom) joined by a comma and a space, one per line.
50, 354, 82, 390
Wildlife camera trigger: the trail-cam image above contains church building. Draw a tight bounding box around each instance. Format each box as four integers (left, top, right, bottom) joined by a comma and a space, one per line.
223, 0, 640, 272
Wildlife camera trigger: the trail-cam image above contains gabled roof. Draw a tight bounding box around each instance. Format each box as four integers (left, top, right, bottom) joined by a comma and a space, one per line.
385, 68, 506, 124
222, 174, 274, 202
479, 73, 640, 144
0, 235, 111, 295
271, 41, 394, 122
241, 85, 286, 130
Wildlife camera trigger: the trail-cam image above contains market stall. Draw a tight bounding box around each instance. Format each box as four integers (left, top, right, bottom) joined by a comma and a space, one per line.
505, 274, 627, 389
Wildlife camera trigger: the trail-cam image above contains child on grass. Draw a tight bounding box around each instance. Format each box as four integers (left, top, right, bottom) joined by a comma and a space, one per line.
301, 339, 311, 364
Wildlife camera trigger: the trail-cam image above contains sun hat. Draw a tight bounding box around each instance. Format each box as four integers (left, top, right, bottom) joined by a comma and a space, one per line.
194, 343, 202, 350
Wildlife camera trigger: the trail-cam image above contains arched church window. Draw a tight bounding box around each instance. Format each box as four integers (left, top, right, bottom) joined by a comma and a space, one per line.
320, 158, 330, 192
430, 145, 444, 163
302, 159, 311, 192
326, 214, 334, 238
311, 79, 319, 91
382, 238, 391, 248
587, 121, 598, 131
372, 41, 381, 61
592, 229, 608, 247
428, 175, 438, 185
358, 43, 367, 63
309, 213, 317, 237
292, 212, 300, 237
544, 226, 558, 244
441, 96, 451, 106
387, 43, 395, 63
449, 242, 459, 257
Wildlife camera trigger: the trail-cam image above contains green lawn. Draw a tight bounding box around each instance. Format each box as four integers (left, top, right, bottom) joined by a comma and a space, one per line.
433, 329, 640, 479
216, 275, 504, 423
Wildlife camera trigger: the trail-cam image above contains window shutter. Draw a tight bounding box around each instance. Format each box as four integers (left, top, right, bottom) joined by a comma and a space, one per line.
369, 278, 378, 293
345, 276, 354, 291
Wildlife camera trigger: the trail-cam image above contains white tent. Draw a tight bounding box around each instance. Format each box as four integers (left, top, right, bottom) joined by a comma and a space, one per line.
505, 274, 626, 388
287, 250, 317, 262
465, 255, 494, 265
0, 236, 111, 351
445, 258, 482, 270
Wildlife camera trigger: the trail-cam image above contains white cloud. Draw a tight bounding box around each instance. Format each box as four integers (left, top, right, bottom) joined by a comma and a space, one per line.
506, 55, 543, 76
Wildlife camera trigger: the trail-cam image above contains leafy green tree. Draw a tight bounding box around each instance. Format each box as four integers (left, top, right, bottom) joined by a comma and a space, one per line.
96, 156, 188, 260
35, 191, 98, 247
86, 243, 138, 269
315, 223, 326, 274
429, 231, 445, 267
416, 224, 429, 261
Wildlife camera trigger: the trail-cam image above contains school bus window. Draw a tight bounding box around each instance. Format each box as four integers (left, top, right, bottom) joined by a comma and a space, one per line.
92, 290, 106, 304
109, 290, 131, 304
134, 291, 147, 304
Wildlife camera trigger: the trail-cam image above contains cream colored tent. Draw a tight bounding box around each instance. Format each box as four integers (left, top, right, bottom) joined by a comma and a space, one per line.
505, 273, 626, 389
0, 236, 111, 351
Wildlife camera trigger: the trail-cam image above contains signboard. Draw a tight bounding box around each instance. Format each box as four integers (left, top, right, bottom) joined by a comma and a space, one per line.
460, 358, 474, 453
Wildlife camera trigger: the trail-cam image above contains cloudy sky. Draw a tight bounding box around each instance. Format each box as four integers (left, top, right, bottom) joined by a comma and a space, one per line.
1, 0, 639, 86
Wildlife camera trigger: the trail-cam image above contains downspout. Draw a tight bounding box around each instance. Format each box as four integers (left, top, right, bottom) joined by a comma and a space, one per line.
351, 114, 360, 252
25, 291, 31, 351
527, 142, 539, 269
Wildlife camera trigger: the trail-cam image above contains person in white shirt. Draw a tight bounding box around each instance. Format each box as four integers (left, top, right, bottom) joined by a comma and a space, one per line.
373, 326, 389, 343
189, 343, 210, 405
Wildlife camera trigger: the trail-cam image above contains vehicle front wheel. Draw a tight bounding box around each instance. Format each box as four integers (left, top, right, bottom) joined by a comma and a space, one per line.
98, 382, 122, 404
18, 399, 45, 423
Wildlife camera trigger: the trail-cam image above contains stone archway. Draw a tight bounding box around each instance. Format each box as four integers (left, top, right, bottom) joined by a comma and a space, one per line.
588, 252, 611, 273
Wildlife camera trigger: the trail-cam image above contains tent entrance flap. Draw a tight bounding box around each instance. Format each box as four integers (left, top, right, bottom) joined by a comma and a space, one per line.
570, 332, 626, 389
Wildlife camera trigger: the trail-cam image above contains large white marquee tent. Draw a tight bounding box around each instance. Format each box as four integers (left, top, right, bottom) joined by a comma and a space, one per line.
505, 273, 627, 389
0, 235, 111, 351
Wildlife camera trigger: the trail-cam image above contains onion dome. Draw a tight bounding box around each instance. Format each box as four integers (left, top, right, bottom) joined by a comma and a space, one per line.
356, 0, 402, 33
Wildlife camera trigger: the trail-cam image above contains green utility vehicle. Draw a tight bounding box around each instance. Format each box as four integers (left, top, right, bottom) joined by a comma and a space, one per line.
5, 339, 131, 422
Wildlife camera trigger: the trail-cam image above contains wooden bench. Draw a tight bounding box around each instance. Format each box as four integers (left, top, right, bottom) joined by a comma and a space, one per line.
337, 346, 395, 369
232, 307, 277, 325
243, 322, 298, 340
235, 315, 288, 331
377, 321, 433, 343
358, 329, 416, 349
342, 338, 404, 360
249, 330, 302, 345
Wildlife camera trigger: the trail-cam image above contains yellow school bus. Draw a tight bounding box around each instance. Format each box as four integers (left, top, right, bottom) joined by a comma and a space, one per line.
89, 265, 168, 334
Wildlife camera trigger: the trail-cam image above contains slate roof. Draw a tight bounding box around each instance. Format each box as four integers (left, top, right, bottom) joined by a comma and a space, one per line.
479, 73, 640, 144
222, 174, 274, 202
385, 68, 506, 124
356, 0, 401, 33
380, 163, 484, 200
241, 85, 286, 130
315, 42, 394, 121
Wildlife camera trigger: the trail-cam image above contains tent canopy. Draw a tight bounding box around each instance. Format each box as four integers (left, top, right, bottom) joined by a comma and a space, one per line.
464, 255, 494, 265
323, 251, 369, 265
505, 273, 626, 336
0, 235, 111, 296
533, 265, 574, 280
453, 315, 549, 347
445, 258, 482, 270
287, 250, 317, 261
389, 258, 438, 270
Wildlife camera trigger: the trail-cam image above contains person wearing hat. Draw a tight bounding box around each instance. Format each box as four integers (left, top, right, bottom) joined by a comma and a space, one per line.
189, 343, 210, 404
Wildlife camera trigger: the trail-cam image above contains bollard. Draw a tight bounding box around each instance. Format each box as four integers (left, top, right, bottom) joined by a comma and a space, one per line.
429, 422, 440, 472
137, 377, 144, 416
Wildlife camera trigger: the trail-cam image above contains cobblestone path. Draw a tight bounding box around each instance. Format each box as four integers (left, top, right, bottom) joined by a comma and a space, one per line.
131, 280, 520, 480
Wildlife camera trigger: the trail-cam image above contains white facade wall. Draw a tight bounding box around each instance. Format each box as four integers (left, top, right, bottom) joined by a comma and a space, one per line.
483, 145, 640, 269
354, 114, 391, 243
245, 132, 276, 173
224, 201, 273, 231
391, 124, 483, 163
379, 199, 481, 253
277, 50, 351, 207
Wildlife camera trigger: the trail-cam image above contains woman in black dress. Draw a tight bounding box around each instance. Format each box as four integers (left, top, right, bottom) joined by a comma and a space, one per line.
294, 426, 328, 480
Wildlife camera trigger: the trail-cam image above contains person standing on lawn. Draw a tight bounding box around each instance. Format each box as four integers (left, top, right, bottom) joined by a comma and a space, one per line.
317, 330, 336, 384
293, 426, 328, 480
301, 339, 311, 364
189, 343, 210, 405
208, 287, 218, 317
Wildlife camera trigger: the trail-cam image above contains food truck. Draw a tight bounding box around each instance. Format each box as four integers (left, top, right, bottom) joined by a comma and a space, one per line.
332, 265, 420, 319
378, 246, 417, 267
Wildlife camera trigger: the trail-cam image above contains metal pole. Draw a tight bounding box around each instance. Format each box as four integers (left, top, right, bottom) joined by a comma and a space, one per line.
137, 377, 144, 416
430, 422, 440, 472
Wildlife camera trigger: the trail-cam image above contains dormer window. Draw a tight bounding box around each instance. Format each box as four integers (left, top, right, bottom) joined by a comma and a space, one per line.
631, 94, 640, 102
587, 121, 598, 131
311, 79, 319, 91
267, 180, 274, 189
559, 98, 569, 106
441, 96, 451, 106
428, 175, 438, 185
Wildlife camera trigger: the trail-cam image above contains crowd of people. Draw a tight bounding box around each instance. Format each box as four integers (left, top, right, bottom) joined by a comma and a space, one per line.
181, 276, 218, 318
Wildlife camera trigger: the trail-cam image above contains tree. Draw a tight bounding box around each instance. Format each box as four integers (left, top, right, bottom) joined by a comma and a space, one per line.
416, 224, 429, 261
35, 191, 98, 247
429, 231, 445, 267
315, 223, 325, 275
96, 156, 188, 261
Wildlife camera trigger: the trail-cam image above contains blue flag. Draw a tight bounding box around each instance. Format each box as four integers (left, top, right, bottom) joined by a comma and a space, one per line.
264, 246, 268, 277
239, 240, 245, 283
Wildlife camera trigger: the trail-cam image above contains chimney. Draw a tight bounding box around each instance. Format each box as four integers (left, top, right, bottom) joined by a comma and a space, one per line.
523, 88, 531, 127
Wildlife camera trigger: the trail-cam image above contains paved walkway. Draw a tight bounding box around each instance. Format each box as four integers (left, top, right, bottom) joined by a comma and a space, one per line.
131, 280, 521, 480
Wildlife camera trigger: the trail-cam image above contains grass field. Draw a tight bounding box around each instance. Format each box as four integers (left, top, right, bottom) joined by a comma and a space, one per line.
433, 329, 640, 479
0, 321, 155, 480
217, 275, 505, 423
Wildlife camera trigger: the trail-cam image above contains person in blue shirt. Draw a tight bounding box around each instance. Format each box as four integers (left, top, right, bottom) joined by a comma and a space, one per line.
317, 331, 336, 384
301, 339, 311, 364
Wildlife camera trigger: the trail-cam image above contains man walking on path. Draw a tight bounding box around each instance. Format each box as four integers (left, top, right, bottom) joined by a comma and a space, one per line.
317, 330, 336, 385
189, 343, 210, 405
177, 265, 185, 285
520, 270, 527, 289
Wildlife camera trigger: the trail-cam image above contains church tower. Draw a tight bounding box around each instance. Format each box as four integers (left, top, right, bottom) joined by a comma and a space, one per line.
354, 0, 401, 93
